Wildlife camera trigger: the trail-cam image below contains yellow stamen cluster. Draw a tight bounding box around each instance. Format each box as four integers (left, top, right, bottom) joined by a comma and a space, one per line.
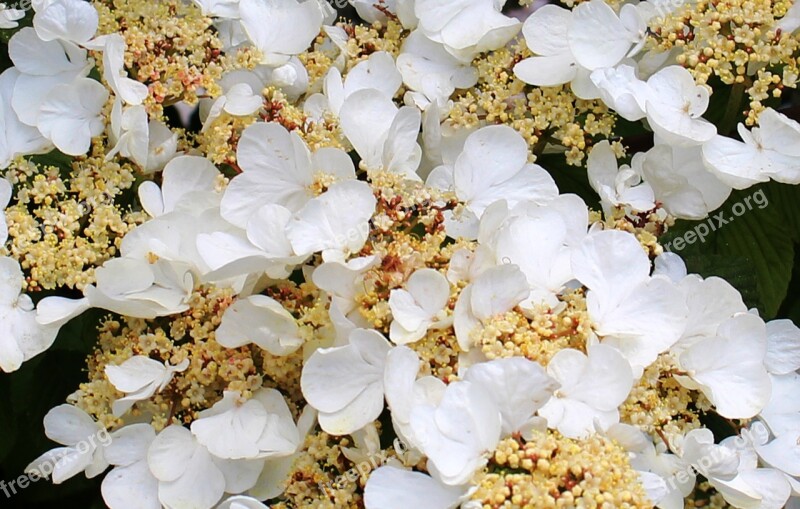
477, 290, 592, 365
471, 431, 653, 509
2, 149, 144, 292
605, 206, 673, 258
343, 20, 405, 66
93, 0, 238, 117
620, 355, 703, 439
449, 43, 617, 166
76, 285, 256, 429
647, 0, 800, 124
270, 431, 398, 509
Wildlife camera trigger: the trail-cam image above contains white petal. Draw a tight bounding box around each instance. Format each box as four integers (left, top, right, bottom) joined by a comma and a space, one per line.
106, 424, 156, 467
410, 381, 501, 485
34, 0, 98, 44
522, 4, 571, 56
216, 294, 302, 355
514, 54, 578, 87
678, 313, 771, 418
464, 357, 558, 435
101, 461, 160, 509
221, 122, 313, 226
191, 393, 268, 459
37, 77, 109, 156
9, 27, 87, 76
364, 466, 465, 509
105, 356, 168, 394
239, 0, 323, 65
43, 404, 101, 446
287, 179, 376, 260
146, 425, 195, 482
157, 446, 225, 509
470, 264, 529, 321
764, 319, 800, 375
568, 0, 634, 70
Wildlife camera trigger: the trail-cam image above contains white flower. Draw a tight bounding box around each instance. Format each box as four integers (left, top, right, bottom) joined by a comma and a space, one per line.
0, 256, 59, 373
33, 0, 98, 45
37, 77, 109, 155
429, 125, 557, 237
364, 466, 467, 509
258, 57, 309, 101
676, 428, 740, 483
138, 155, 220, 218
571, 230, 687, 372
309, 51, 401, 117
567, 0, 646, 71
587, 140, 655, 215
755, 425, 800, 479
90, 34, 149, 106
191, 389, 301, 460
397, 30, 478, 110
670, 273, 747, 354
453, 264, 529, 351
301, 328, 392, 435
645, 66, 717, 146
514, 1, 645, 99
389, 268, 452, 344
463, 357, 558, 437
101, 424, 160, 509
486, 195, 589, 308
0, 68, 51, 168
414, 0, 520, 61
147, 425, 262, 509
36, 257, 195, 327
605, 424, 694, 509
676, 313, 772, 419
702, 107, 800, 188
383, 346, 446, 448
312, 256, 379, 322
410, 379, 501, 485
220, 122, 355, 228
339, 88, 422, 178
239, 0, 323, 66
216, 294, 304, 355
107, 100, 149, 167
8, 27, 89, 127
638, 143, 732, 219
120, 208, 242, 283
202, 70, 266, 130
590, 65, 649, 121
105, 356, 190, 417
199, 203, 308, 281
26, 405, 110, 483
703, 425, 793, 509
286, 179, 376, 262
538, 344, 634, 439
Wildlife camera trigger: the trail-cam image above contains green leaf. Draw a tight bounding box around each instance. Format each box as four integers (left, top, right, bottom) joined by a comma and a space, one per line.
661, 182, 800, 318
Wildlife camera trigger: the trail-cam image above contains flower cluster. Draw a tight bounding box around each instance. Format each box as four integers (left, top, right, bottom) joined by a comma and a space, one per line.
0, 0, 799, 508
